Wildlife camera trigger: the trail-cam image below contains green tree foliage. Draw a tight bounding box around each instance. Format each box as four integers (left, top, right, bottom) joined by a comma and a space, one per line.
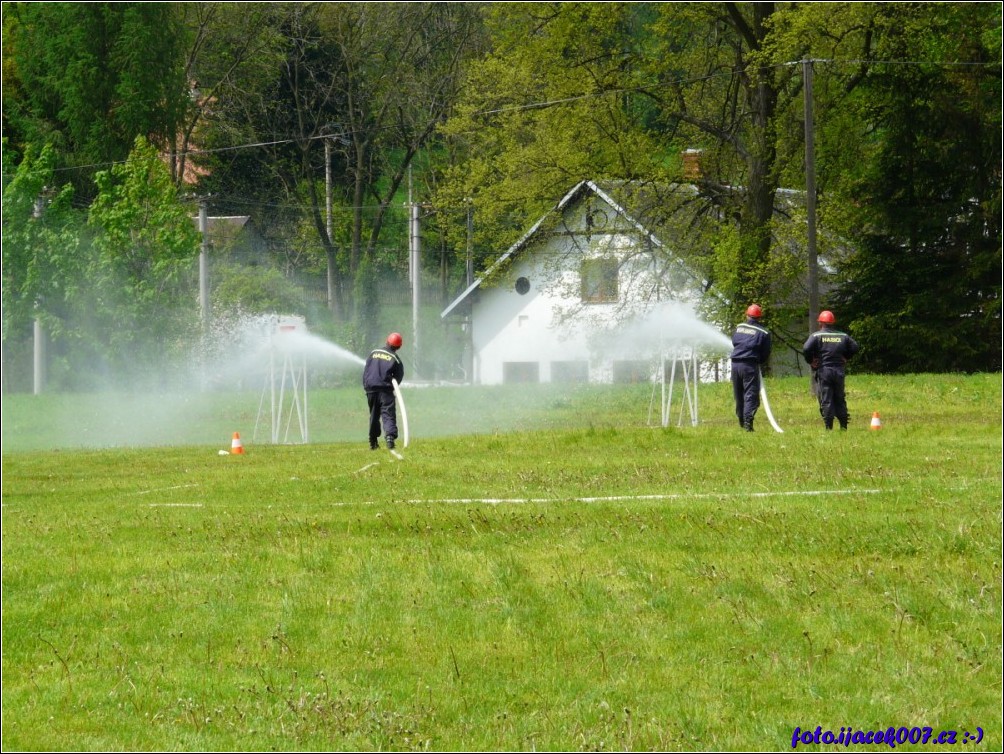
81, 136, 200, 386
437, 3, 668, 259
645, 2, 809, 318
199, 2, 482, 337
828, 3, 1001, 372
4, 2, 189, 199
210, 262, 306, 315
1, 142, 80, 339
170, 3, 287, 186
437, 3, 814, 326
316, 2, 482, 331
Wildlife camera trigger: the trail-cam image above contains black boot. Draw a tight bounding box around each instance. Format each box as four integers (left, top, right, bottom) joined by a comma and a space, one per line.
743, 416, 754, 432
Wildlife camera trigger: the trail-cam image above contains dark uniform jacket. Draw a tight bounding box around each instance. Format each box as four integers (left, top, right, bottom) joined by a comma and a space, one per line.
363, 348, 404, 392
730, 319, 772, 365
802, 326, 859, 371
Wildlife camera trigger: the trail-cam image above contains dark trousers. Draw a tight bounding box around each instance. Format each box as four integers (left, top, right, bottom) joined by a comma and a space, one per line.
731, 361, 761, 426
367, 390, 398, 444
816, 367, 848, 427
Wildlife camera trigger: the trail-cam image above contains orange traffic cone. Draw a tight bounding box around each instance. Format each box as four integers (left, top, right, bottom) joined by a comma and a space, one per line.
231, 431, 245, 454
870, 412, 882, 430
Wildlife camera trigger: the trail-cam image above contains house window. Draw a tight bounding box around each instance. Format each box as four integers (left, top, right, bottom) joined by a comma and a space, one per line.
612, 360, 651, 384
551, 361, 589, 384
663, 360, 692, 381
503, 362, 540, 384
581, 258, 618, 304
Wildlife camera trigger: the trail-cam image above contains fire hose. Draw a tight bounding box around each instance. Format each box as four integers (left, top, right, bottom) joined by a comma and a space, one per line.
391, 378, 410, 448
759, 368, 784, 434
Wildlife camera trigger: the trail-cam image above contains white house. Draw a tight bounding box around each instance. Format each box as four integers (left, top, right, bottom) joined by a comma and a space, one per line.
441, 180, 733, 386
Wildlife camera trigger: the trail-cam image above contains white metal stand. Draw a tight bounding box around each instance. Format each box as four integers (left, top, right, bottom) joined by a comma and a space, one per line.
649, 345, 699, 428
253, 323, 310, 444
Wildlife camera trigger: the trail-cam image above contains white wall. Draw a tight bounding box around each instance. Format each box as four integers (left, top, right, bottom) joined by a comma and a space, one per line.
473, 255, 597, 384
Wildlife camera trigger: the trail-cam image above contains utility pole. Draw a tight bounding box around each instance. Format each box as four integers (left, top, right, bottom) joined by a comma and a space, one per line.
198, 197, 211, 392
803, 58, 819, 334
466, 201, 474, 288
32, 193, 47, 395
463, 199, 475, 383
803, 58, 820, 397
325, 137, 336, 313
325, 138, 333, 243
32, 316, 46, 396
408, 167, 420, 379
198, 197, 210, 327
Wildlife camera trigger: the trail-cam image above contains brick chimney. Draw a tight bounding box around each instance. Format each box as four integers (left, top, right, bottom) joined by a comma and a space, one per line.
682, 149, 703, 181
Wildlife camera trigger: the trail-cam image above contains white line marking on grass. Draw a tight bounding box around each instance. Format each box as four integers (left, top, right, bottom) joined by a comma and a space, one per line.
413, 489, 884, 505
354, 463, 380, 473
341, 488, 883, 507
148, 503, 204, 508
135, 484, 199, 495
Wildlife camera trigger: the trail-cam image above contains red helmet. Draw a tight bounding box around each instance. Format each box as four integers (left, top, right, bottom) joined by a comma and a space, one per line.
386, 332, 403, 348
746, 304, 763, 318
817, 310, 835, 325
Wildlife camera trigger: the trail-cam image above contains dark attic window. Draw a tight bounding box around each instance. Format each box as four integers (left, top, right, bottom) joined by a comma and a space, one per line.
515, 276, 530, 295
580, 257, 618, 304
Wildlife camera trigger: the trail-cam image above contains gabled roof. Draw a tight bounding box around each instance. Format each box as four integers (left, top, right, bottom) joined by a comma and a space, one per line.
190, 215, 253, 233
189, 215, 259, 249
441, 180, 713, 319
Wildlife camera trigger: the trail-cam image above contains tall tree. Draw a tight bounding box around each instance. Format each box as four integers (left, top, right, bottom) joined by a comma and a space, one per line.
654, 2, 793, 313
306, 2, 483, 330
170, 2, 287, 187
828, 3, 1002, 372
81, 136, 201, 386
198, 2, 483, 335
1, 142, 81, 389
4, 3, 189, 200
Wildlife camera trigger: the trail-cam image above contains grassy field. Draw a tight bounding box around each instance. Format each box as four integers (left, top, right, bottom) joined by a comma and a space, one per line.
2, 373, 1001, 751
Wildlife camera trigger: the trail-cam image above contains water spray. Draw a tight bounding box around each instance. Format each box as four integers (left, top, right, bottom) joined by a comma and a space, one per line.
613, 302, 731, 428
246, 314, 367, 445
391, 378, 410, 448
759, 367, 784, 433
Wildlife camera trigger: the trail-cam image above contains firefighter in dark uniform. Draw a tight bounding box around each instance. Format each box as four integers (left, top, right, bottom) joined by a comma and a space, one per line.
363, 332, 404, 449
802, 310, 859, 430
730, 304, 772, 432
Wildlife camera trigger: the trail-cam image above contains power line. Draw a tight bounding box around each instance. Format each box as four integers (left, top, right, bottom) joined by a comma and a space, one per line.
22, 55, 996, 178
